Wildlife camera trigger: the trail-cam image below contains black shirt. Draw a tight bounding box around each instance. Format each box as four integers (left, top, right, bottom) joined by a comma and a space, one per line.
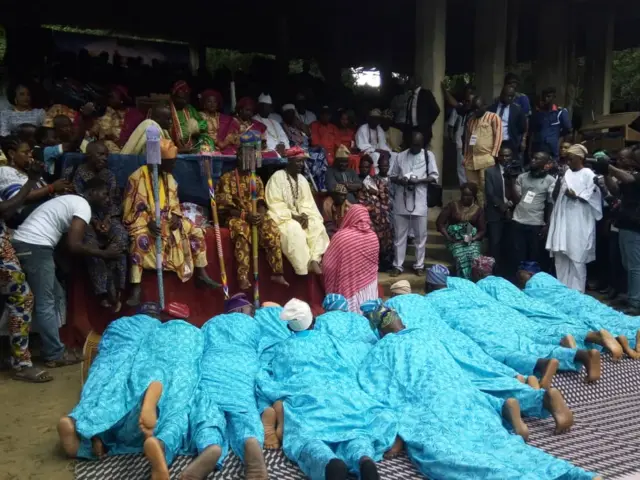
615, 173, 640, 232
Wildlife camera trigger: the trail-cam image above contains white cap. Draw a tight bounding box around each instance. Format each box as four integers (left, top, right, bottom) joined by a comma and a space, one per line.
258, 93, 272, 104
280, 298, 313, 332
282, 103, 295, 112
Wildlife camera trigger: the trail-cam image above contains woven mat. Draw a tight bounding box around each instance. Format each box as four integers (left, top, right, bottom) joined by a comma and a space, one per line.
75, 355, 640, 479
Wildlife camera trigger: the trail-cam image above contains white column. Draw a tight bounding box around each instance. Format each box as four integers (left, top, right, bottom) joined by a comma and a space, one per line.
414, 0, 446, 182
583, 5, 615, 116
474, 0, 508, 102
535, 0, 570, 105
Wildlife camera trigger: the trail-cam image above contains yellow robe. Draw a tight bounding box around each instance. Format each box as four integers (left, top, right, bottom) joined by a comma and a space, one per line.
122, 166, 207, 283
265, 170, 329, 275
120, 119, 171, 155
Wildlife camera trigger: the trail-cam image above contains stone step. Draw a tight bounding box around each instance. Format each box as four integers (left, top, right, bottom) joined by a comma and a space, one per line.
405, 243, 451, 264
379, 256, 454, 297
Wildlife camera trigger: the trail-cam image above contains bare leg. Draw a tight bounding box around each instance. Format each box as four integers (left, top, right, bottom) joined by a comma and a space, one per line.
359, 456, 380, 480
636, 330, 640, 353
515, 374, 525, 384
308, 260, 323, 275
57, 416, 80, 457
585, 330, 623, 360
502, 398, 529, 442
139, 381, 163, 439
271, 274, 290, 287
92, 436, 106, 458
526, 376, 540, 389
616, 335, 640, 359
384, 436, 404, 459
535, 358, 559, 390
560, 334, 577, 349
126, 283, 142, 307
261, 406, 280, 449
181, 445, 222, 480
239, 277, 252, 291
143, 437, 170, 480
543, 388, 574, 434
574, 349, 601, 383
196, 267, 221, 289
273, 400, 284, 442
244, 438, 268, 480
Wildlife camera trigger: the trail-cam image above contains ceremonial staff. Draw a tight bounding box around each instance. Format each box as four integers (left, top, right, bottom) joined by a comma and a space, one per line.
146, 124, 165, 308
203, 155, 230, 299
249, 133, 262, 308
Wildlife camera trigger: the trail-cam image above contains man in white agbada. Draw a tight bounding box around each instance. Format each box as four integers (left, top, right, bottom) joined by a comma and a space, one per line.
265, 148, 329, 276
280, 298, 314, 332
546, 144, 602, 292
254, 93, 290, 155
355, 109, 391, 171
389, 132, 439, 277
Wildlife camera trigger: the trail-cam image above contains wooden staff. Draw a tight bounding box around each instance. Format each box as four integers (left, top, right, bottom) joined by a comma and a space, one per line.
146, 125, 164, 308
250, 163, 260, 308
203, 156, 230, 299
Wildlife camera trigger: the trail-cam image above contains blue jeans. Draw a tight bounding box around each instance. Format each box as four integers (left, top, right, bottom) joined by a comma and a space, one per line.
11, 241, 66, 361
619, 228, 640, 308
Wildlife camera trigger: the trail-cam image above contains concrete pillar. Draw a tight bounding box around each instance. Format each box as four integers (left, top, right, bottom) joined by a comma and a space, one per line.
535, 0, 570, 105
415, 0, 446, 182
583, 5, 615, 117
474, 0, 508, 102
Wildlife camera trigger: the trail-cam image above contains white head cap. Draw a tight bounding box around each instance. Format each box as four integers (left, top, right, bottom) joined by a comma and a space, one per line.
258, 93, 272, 105
280, 298, 313, 331
282, 103, 295, 112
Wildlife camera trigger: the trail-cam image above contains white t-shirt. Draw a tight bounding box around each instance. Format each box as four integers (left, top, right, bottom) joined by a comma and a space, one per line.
12, 195, 92, 247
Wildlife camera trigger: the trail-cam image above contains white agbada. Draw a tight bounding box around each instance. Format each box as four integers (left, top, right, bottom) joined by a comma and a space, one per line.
253, 114, 290, 150
355, 124, 391, 171
546, 167, 602, 291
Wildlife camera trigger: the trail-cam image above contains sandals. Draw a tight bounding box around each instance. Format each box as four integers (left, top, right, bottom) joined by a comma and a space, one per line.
12, 366, 53, 383
414, 267, 425, 277
44, 349, 85, 369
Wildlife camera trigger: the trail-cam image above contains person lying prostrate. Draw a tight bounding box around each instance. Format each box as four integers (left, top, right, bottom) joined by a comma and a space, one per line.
429, 276, 601, 385
12, 180, 124, 368
377, 290, 575, 435
256, 298, 396, 480
521, 270, 640, 359
183, 296, 268, 480
478, 265, 624, 359
357, 305, 601, 480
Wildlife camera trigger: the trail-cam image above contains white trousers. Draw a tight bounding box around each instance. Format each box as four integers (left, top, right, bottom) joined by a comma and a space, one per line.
456, 148, 467, 185
554, 253, 587, 293
393, 214, 428, 271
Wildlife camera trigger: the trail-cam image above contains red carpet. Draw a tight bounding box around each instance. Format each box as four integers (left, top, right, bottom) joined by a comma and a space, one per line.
61, 227, 326, 348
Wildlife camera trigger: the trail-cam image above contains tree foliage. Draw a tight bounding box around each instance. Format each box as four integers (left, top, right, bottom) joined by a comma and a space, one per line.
612, 48, 640, 104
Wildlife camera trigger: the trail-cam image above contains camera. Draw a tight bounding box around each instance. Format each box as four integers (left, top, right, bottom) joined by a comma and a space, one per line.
407, 175, 418, 192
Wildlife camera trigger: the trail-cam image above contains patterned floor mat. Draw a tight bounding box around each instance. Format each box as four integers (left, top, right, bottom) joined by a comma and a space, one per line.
75, 354, 640, 479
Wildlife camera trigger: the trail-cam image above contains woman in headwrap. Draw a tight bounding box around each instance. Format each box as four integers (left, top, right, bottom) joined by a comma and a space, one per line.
471, 255, 496, 282
323, 205, 379, 313
546, 144, 602, 292
93, 85, 144, 153
436, 182, 486, 279
425, 264, 449, 292
198, 89, 235, 154
222, 97, 279, 158
389, 280, 411, 297
322, 293, 349, 313
168, 80, 214, 154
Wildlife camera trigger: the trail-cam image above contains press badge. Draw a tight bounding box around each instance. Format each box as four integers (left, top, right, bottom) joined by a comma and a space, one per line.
523, 191, 536, 204
469, 135, 478, 146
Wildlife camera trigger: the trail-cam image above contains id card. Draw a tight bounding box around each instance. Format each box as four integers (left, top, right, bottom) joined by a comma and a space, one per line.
523, 190, 536, 204
469, 135, 477, 146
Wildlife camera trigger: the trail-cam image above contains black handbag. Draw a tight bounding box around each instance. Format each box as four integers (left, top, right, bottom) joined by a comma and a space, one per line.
427, 163, 442, 208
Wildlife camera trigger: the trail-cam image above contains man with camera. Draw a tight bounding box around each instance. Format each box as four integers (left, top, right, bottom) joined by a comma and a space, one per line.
594, 148, 640, 314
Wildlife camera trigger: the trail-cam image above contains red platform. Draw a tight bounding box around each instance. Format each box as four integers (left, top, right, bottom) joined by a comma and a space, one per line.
61, 227, 326, 348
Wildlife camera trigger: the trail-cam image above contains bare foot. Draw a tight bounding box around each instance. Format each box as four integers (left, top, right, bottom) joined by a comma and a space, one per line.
239, 277, 252, 291
560, 334, 577, 348
636, 329, 640, 354
273, 400, 284, 442
57, 416, 80, 457
599, 330, 623, 360
126, 284, 142, 307
196, 268, 221, 289
271, 274, 290, 287
502, 398, 529, 442
261, 407, 280, 449
526, 376, 540, 389
308, 260, 322, 275
515, 374, 525, 384
383, 436, 404, 459
538, 359, 559, 390
617, 336, 640, 359
140, 381, 163, 439
99, 298, 112, 309
144, 437, 169, 480
92, 436, 106, 458
584, 349, 601, 383
181, 445, 222, 480
543, 388, 574, 434
244, 438, 268, 480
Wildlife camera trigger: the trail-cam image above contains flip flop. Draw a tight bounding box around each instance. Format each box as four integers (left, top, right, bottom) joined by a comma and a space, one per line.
12, 366, 53, 383
44, 349, 85, 369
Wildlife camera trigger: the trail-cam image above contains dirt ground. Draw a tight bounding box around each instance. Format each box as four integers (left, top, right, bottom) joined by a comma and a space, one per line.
0, 364, 80, 480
